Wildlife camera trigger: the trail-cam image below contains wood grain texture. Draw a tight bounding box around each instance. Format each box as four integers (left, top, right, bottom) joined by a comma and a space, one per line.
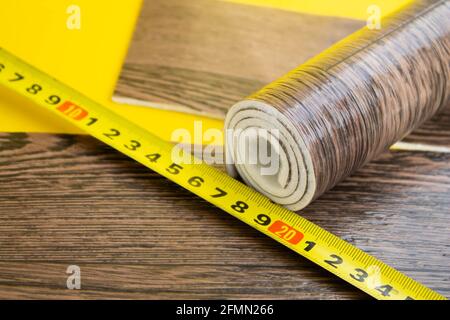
224, 0, 450, 210
114, 0, 363, 118
403, 107, 450, 147
0, 127, 449, 299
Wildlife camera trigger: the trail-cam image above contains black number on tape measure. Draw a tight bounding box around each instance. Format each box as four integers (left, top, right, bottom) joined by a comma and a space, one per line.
86, 118, 98, 126
210, 187, 227, 198
350, 268, 369, 282
0, 64, 5, 72
231, 201, 249, 213
45, 95, 61, 105
405, 296, 414, 300
26, 84, 42, 95
304, 241, 316, 252
375, 285, 393, 297
9, 72, 24, 82
146, 153, 161, 163
124, 140, 141, 151
188, 176, 204, 187
103, 128, 120, 139
324, 254, 343, 268
166, 163, 183, 175
254, 214, 271, 226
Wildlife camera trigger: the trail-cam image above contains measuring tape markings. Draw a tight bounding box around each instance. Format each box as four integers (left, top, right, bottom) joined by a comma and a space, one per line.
0, 48, 445, 300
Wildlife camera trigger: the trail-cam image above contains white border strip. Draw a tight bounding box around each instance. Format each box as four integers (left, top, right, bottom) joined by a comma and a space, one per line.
392, 141, 450, 153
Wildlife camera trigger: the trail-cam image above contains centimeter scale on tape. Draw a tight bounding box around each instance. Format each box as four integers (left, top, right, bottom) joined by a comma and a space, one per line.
0, 48, 446, 300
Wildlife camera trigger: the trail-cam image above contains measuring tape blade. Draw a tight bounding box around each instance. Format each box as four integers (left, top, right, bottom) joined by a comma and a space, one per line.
0, 48, 445, 300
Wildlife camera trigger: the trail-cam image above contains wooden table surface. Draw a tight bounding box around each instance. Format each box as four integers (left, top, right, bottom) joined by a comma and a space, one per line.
0, 106, 449, 299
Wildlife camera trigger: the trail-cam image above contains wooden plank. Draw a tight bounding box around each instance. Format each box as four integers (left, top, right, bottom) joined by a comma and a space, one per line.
0, 131, 448, 299
403, 107, 450, 147
114, 0, 363, 118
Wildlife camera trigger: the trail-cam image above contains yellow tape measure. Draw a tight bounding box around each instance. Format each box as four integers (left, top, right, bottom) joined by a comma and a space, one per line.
0, 48, 445, 300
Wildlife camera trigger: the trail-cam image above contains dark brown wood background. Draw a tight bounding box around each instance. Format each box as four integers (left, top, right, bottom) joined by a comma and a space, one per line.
0, 106, 449, 299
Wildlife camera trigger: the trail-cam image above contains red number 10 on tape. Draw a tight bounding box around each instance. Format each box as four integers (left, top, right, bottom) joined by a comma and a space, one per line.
57, 101, 88, 120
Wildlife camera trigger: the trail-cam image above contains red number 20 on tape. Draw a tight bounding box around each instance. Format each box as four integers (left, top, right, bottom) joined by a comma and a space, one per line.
268, 221, 304, 245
